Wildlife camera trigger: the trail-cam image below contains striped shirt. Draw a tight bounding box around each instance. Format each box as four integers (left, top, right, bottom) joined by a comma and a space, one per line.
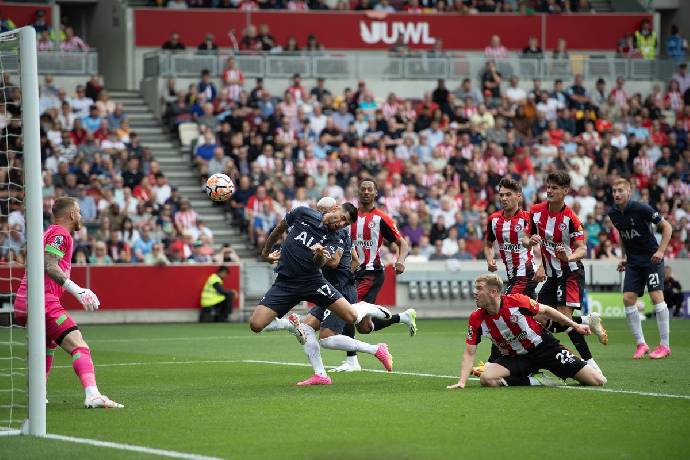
529, 202, 584, 278
350, 208, 402, 271
486, 210, 535, 279
466, 294, 544, 356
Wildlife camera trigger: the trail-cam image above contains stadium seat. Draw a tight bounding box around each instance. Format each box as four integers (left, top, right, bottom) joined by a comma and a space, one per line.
178, 122, 200, 149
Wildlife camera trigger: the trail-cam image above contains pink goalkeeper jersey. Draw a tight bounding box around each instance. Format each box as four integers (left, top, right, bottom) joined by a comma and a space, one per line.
15, 225, 73, 305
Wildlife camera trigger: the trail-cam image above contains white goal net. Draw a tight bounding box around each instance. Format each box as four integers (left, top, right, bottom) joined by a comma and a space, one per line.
0, 27, 45, 436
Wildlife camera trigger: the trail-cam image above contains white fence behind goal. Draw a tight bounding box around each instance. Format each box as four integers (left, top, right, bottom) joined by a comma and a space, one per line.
0, 27, 46, 437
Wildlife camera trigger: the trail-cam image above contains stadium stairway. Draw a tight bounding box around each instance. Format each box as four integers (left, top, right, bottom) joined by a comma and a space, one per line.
109, 90, 256, 260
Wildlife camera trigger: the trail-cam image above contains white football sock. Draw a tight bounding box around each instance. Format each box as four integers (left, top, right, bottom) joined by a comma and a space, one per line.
654, 302, 670, 347
579, 315, 590, 326
263, 318, 292, 332
399, 310, 410, 324
320, 335, 378, 355
625, 305, 646, 345
85, 385, 100, 398
345, 355, 360, 365
302, 324, 327, 377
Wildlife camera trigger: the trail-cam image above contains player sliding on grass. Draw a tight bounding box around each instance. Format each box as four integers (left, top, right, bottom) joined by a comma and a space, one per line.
249, 204, 393, 363
608, 178, 672, 359
13, 197, 123, 408
447, 274, 606, 389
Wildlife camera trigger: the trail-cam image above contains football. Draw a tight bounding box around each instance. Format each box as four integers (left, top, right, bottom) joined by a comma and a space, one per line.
205, 173, 235, 202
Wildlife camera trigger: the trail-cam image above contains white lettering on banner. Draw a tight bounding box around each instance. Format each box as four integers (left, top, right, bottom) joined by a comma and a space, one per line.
360, 21, 436, 45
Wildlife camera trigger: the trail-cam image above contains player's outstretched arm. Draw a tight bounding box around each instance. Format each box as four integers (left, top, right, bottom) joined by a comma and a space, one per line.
447, 345, 477, 389
261, 219, 288, 262
45, 252, 100, 311
538, 304, 590, 336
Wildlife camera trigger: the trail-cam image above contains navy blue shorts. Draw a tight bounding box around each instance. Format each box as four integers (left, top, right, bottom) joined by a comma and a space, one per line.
260, 275, 343, 318
623, 260, 664, 296
309, 283, 357, 334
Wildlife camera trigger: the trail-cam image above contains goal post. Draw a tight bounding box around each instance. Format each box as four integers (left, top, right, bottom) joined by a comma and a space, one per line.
0, 26, 46, 436
20, 25, 47, 438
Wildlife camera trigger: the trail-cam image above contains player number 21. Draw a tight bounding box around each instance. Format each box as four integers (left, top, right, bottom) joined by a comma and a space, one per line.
648, 273, 659, 286
317, 284, 334, 298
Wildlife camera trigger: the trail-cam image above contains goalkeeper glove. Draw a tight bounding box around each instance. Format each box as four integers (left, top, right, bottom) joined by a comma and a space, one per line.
62, 280, 100, 312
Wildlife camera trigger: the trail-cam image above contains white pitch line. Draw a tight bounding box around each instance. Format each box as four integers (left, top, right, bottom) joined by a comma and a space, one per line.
37, 358, 690, 401
242, 359, 468, 379
44, 433, 223, 460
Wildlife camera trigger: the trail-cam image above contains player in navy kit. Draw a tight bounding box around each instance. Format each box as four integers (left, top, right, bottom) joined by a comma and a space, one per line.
249, 204, 392, 351
608, 178, 673, 359
294, 214, 394, 386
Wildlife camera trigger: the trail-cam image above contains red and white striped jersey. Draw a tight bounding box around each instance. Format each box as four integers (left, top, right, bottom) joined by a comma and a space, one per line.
486, 210, 535, 279
529, 202, 584, 277
350, 208, 402, 271
466, 294, 544, 356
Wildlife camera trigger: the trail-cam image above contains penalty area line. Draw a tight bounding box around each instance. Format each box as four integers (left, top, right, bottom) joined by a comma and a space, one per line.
44, 433, 222, 460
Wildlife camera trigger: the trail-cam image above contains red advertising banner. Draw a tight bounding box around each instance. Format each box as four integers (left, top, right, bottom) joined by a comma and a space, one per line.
134, 9, 650, 51
0, 264, 240, 310
0, 2, 51, 27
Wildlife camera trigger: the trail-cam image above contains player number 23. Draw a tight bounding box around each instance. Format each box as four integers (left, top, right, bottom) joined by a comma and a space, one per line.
317, 284, 334, 298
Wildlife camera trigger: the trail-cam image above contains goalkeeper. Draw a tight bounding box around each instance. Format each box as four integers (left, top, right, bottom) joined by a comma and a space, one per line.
14, 197, 123, 409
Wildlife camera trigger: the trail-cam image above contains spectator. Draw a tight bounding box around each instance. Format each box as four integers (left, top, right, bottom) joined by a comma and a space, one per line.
452, 239, 474, 260
258, 24, 277, 51
221, 57, 244, 101
635, 19, 657, 60
663, 266, 684, 317
71, 85, 94, 119
197, 33, 218, 54
162, 32, 185, 50
484, 35, 508, 60
37, 30, 54, 51
32, 10, 49, 33
522, 36, 543, 58
197, 69, 217, 102
552, 38, 569, 60
428, 239, 449, 261
88, 241, 113, 265
167, 0, 188, 9
240, 24, 262, 52
672, 63, 690, 95
666, 25, 688, 64
59, 27, 89, 52
145, 242, 170, 266
175, 199, 199, 234
481, 61, 502, 103
85, 75, 103, 101
199, 266, 235, 323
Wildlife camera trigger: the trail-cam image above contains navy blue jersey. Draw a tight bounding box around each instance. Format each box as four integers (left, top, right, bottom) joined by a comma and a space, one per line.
322, 229, 354, 291
275, 206, 334, 279
607, 200, 662, 260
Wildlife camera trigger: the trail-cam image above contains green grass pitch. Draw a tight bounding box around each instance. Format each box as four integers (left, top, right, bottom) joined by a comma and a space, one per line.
1, 318, 689, 459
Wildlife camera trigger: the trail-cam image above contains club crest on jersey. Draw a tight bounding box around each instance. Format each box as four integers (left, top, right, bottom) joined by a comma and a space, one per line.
509, 314, 520, 324
558, 223, 568, 231
513, 223, 523, 232
368, 221, 376, 229
50, 235, 64, 248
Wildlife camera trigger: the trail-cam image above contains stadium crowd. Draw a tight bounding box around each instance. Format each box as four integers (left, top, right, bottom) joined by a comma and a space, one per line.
154, 0, 595, 14
161, 55, 690, 264
1, 73, 241, 266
